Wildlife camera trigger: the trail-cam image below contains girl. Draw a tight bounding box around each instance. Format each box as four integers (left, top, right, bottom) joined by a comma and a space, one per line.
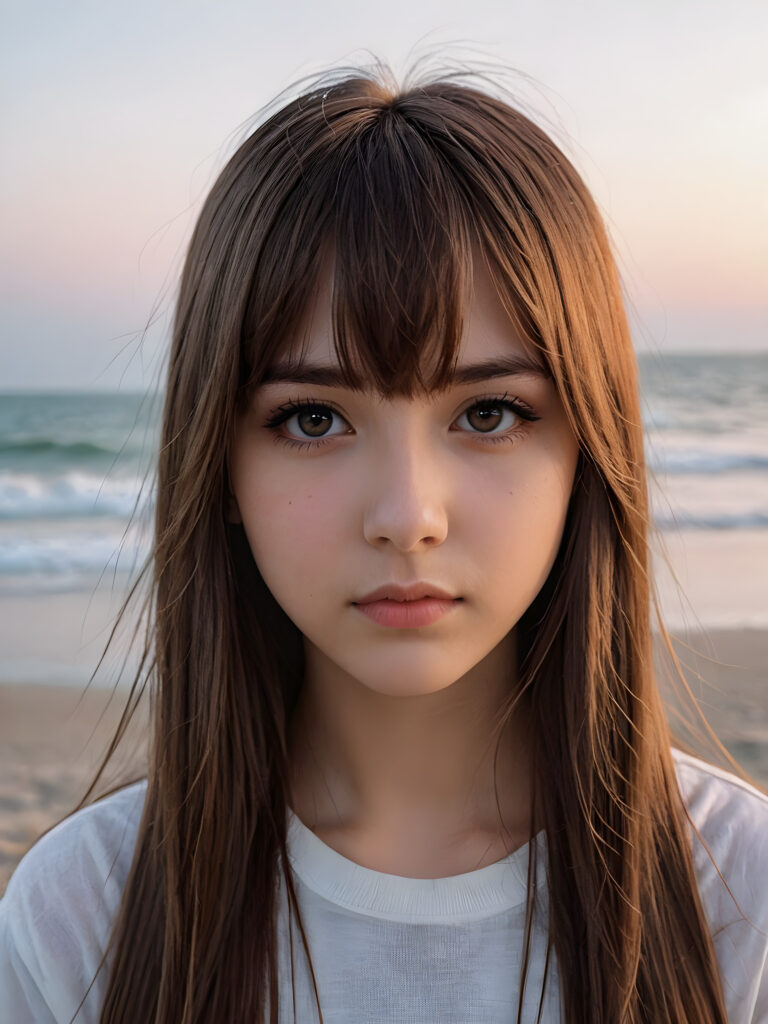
1, 61, 767, 1024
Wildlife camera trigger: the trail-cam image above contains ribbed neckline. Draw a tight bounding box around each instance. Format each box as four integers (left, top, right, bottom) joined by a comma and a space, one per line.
285, 808, 548, 923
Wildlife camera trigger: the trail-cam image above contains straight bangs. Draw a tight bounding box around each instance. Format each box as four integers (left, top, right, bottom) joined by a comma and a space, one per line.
238, 79, 557, 404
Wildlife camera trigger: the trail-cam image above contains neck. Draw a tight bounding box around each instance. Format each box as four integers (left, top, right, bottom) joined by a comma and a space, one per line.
286, 630, 535, 849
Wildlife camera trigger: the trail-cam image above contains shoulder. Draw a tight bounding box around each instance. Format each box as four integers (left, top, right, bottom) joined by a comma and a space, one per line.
0, 778, 147, 1023
3, 777, 149, 921
671, 747, 768, 1017
672, 747, 768, 883
672, 747, 768, 909
673, 745, 768, 820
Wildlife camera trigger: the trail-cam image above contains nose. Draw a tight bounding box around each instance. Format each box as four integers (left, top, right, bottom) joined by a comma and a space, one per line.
361, 436, 449, 551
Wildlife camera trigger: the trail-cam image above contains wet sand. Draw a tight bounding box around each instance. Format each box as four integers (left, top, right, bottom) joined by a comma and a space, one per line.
0, 627, 766, 896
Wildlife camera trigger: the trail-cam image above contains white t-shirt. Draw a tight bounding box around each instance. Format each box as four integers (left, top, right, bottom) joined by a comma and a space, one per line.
1, 747, 767, 1023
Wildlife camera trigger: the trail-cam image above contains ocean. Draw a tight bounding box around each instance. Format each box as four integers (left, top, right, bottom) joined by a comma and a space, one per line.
0, 352, 766, 620
641, 354, 768, 532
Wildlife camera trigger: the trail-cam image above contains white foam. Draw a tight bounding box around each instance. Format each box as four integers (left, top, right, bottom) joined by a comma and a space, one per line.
0, 471, 153, 520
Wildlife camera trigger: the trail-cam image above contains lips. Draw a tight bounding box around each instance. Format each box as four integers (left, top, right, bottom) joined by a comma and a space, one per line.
354, 595, 459, 628
354, 582, 459, 604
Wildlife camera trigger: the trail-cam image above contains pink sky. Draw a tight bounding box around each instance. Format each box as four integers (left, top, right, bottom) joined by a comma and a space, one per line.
2, 0, 766, 389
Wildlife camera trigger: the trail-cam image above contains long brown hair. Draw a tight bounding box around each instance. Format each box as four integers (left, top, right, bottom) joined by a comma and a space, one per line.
65, 61, 753, 1022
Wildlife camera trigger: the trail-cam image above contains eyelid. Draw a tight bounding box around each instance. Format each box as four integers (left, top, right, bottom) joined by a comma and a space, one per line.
264, 391, 540, 422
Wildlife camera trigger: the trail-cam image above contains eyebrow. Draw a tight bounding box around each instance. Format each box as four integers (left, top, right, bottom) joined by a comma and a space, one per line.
260, 355, 550, 389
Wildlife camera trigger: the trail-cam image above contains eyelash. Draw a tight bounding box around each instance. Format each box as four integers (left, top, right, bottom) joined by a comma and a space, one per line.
262, 392, 541, 451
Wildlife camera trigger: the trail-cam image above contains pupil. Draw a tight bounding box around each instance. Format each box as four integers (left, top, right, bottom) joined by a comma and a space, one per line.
473, 406, 500, 431
301, 411, 328, 435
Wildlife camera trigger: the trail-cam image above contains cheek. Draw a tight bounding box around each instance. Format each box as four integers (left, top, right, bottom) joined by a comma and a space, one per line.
235, 467, 341, 603
480, 448, 575, 600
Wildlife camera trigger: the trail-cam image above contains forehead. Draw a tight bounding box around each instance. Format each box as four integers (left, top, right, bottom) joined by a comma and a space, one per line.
269, 254, 548, 394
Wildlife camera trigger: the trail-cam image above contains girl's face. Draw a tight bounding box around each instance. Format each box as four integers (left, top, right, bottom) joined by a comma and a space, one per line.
230, 259, 579, 698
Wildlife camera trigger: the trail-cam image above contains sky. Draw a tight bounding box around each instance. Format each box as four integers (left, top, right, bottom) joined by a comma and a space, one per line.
1, 0, 766, 391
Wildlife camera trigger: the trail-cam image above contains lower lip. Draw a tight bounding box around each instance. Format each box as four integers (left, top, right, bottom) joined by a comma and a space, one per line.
353, 597, 461, 628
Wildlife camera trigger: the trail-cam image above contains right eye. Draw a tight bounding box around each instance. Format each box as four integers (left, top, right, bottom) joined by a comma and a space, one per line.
263, 399, 350, 448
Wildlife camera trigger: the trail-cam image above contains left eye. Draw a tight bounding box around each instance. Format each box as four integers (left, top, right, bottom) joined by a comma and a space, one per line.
456, 399, 522, 435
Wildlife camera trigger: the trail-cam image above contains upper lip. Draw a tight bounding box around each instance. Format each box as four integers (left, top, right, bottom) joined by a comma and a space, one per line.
354, 582, 459, 604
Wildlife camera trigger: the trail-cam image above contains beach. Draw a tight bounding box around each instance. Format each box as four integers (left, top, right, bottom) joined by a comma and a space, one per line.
1, 627, 766, 897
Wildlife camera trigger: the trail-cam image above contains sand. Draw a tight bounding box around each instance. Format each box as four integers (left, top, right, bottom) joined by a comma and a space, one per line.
1, 627, 766, 897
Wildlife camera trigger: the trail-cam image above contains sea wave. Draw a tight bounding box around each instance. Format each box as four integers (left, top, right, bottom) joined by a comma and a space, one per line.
0, 472, 153, 520
647, 451, 768, 475
653, 510, 768, 530
0, 438, 120, 460
0, 530, 148, 576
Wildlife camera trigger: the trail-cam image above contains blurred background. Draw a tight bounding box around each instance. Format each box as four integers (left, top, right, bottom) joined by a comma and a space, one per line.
1, 0, 766, 890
